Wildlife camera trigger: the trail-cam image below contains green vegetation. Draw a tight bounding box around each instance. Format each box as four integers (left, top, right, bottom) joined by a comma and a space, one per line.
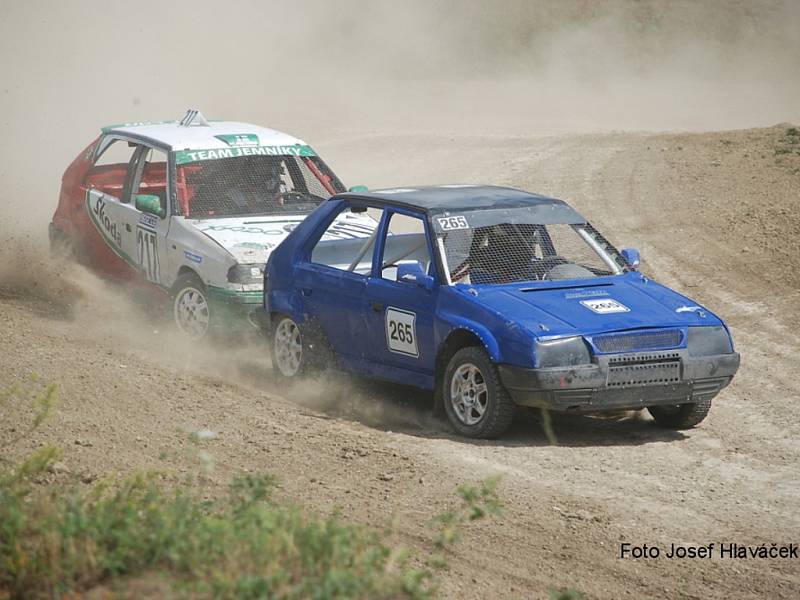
549, 588, 586, 600
0, 381, 433, 598
0, 467, 434, 599
431, 475, 503, 549
0, 376, 57, 454
775, 126, 800, 161
0, 381, 532, 599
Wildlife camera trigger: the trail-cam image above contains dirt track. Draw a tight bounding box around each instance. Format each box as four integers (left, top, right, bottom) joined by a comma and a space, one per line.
1, 126, 799, 598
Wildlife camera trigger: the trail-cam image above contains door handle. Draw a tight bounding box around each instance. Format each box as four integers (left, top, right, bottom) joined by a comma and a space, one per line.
371, 301, 384, 312
301, 288, 313, 297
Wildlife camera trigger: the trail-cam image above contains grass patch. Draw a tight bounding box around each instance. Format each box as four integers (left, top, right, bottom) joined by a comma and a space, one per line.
431, 476, 503, 549
774, 127, 800, 160
0, 467, 433, 599
0, 376, 57, 454
0, 381, 436, 598
0, 381, 520, 599
0, 379, 434, 598
775, 127, 800, 164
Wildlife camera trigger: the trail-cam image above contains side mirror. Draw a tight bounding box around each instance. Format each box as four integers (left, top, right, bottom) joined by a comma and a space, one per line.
620, 248, 640, 271
134, 194, 164, 218
348, 185, 369, 193
397, 261, 435, 291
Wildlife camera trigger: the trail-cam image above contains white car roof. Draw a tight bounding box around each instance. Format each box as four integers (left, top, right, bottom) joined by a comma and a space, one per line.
102, 114, 306, 152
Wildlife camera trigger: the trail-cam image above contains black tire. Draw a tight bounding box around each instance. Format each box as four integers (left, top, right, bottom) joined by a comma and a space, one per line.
172, 273, 212, 339
270, 315, 330, 381
647, 398, 712, 429
442, 347, 516, 439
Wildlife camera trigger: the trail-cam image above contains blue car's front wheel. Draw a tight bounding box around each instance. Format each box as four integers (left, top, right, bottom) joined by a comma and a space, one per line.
443, 347, 515, 439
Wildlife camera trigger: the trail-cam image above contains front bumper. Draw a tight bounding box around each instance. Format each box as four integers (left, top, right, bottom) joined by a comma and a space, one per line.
206, 287, 262, 330
498, 350, 740, 411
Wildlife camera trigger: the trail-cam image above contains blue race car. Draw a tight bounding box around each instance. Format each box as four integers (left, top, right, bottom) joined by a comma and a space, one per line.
263, 185, 740, 438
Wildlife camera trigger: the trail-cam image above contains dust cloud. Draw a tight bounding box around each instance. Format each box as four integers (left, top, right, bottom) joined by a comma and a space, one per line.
1, 0, 799, 239
0, 232, 432, 430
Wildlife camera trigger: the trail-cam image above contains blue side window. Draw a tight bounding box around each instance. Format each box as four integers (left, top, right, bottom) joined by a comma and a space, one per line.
379, 212, 434, 281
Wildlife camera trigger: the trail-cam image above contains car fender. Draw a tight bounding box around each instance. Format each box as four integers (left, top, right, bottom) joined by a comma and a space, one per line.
166, 217, 238, 290
267, 288, 308, 325
436, 313, 503, 363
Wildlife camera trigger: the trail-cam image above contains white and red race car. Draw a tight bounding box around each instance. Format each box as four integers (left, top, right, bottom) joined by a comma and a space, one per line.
50, 109, 374, 337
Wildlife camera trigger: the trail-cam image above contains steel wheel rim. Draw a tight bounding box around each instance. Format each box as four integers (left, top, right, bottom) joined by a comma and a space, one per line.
174, 286, 210, 338
274, 318, 302, 377
449, 362, 488, 426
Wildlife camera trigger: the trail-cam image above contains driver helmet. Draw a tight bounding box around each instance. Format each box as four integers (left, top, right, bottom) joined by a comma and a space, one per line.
259, 159, 285, 193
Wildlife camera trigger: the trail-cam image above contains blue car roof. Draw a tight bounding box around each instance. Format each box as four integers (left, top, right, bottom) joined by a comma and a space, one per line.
336, 185, 581, 216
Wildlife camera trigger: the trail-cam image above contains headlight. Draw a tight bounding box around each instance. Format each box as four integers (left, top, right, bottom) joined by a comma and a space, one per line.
687, 326, 733, 356
535, 336, 592, 368
227, 263, 264, 285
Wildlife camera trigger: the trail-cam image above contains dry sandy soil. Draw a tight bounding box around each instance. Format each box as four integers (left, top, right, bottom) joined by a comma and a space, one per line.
1, 125, 799, 598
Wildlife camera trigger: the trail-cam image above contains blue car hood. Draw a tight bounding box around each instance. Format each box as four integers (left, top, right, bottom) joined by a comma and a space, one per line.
468, 274, 720, 337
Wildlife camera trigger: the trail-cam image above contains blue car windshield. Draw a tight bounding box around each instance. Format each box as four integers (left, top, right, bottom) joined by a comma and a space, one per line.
437, 220, 625, 285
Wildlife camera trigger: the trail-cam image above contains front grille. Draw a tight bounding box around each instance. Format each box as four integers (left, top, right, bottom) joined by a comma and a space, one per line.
594, 329, 681, 353
607, 354, 681, 388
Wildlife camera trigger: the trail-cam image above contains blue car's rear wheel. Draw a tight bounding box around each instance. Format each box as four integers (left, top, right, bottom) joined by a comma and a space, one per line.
271, 315, 332, 380
273, 316, 305, 378
443, 347, 515, 439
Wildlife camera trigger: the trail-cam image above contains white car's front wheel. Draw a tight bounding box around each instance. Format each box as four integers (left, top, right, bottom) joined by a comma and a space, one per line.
173, 274, 211, 339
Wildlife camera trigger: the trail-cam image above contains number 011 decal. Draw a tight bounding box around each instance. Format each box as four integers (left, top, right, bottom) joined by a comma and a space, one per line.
385, 307, 418, 357
136, 226, 160, 284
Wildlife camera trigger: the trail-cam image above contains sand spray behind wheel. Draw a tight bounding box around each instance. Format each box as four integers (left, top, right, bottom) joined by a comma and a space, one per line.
0, 232, 432, 431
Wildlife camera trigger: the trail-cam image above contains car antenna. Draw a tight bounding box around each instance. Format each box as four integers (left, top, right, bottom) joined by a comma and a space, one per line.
178, 108, 210, 127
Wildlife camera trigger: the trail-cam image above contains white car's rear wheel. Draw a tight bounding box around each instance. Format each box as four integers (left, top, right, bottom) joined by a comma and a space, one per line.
173, 274, 211, 339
